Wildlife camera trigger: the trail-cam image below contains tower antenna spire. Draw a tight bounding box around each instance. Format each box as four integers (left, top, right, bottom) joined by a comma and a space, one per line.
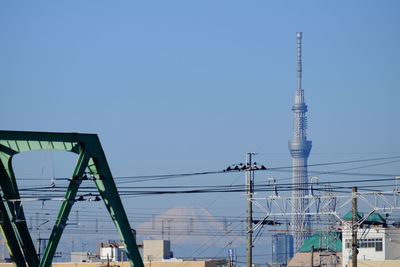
289, 32, 312, 253
297, 32, 302, 92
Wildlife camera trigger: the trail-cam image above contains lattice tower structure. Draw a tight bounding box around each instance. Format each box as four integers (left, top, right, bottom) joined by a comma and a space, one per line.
288, 32, 312, 252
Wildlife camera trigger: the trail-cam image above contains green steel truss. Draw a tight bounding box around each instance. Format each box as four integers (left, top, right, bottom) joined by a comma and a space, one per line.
0, 130, 144, 267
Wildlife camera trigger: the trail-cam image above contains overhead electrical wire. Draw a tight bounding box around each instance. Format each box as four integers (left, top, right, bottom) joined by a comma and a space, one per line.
13, 155, 400, 183
11, 154, 397, 262
14, 174, 400, 200
25, 156, 393, 198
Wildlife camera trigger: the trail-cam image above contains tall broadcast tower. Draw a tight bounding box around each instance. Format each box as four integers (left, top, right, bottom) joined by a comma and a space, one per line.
288, 32, 312, 252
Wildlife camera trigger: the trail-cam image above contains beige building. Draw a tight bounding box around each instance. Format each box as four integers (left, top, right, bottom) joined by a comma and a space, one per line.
0, 260, 226, 267
288, 252, 342, 267
143, 240, 171, 261
347, 261, 400, 267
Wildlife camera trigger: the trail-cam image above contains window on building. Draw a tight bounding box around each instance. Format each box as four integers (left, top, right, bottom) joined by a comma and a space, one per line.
344, 238, 383, 252
345, 239, 351, 249
375, 239, 383, 251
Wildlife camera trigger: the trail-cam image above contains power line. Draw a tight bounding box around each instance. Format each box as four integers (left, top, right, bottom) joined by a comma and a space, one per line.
14, 175, 400, 200
14, 155, 400, 182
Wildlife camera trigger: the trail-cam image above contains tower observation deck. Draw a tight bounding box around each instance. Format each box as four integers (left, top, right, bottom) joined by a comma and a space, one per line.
288, 32, 312, 252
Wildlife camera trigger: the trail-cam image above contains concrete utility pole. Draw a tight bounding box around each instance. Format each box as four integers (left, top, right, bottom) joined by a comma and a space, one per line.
224, 155, 266, 267
310, 245, 314, 267
351, 187, 358, 267
246, 152, 256, 267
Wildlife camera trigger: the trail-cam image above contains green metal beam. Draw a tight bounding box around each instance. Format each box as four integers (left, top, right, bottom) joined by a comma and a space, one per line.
39, 151, 88, 267
88, 152, 144, 267
0, 153, 39, 266
0, 130, 143, 267
0, 194, 26, 267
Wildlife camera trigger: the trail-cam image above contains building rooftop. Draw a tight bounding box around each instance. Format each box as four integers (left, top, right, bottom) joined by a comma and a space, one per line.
299, 232, 342, 252
342, 211, 387, 225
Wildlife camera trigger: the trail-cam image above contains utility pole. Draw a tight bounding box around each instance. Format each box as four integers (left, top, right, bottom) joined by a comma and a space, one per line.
351, 187, 358, 267
310, 245, 314, 267
246, 152, 256, 267
224, 154, 266, 267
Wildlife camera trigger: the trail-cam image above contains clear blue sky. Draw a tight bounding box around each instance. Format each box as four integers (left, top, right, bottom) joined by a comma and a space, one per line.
1, 0, 400, 260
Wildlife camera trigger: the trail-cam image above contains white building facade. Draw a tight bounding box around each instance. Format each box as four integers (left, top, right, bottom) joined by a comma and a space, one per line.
99, 242, 128, 262
342, 227, 400, 267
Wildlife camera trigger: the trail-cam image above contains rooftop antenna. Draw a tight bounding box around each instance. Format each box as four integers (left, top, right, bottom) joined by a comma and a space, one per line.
297, 32, 303, 92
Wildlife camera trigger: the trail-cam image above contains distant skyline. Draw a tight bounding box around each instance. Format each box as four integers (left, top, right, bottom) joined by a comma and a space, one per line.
1, 0, 400, 262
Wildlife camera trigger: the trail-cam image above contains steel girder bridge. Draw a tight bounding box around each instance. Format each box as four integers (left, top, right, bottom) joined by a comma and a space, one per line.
0, 130, 144, 267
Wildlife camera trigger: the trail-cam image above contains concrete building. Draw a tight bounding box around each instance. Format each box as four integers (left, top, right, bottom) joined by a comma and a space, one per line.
74, 240, 171, 264
341, 212, 400, 267
70, 252, 97, 263
143, 240, 172, 261
288, 231, 342, 267
99, 241, 128, 262
288, 252, 343, 267
0, 259, 227, 267
347, 260, 400, 267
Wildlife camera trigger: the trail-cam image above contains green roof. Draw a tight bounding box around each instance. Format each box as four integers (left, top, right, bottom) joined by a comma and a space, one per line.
299, 232, 342, 252
343, 211, 387, 225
